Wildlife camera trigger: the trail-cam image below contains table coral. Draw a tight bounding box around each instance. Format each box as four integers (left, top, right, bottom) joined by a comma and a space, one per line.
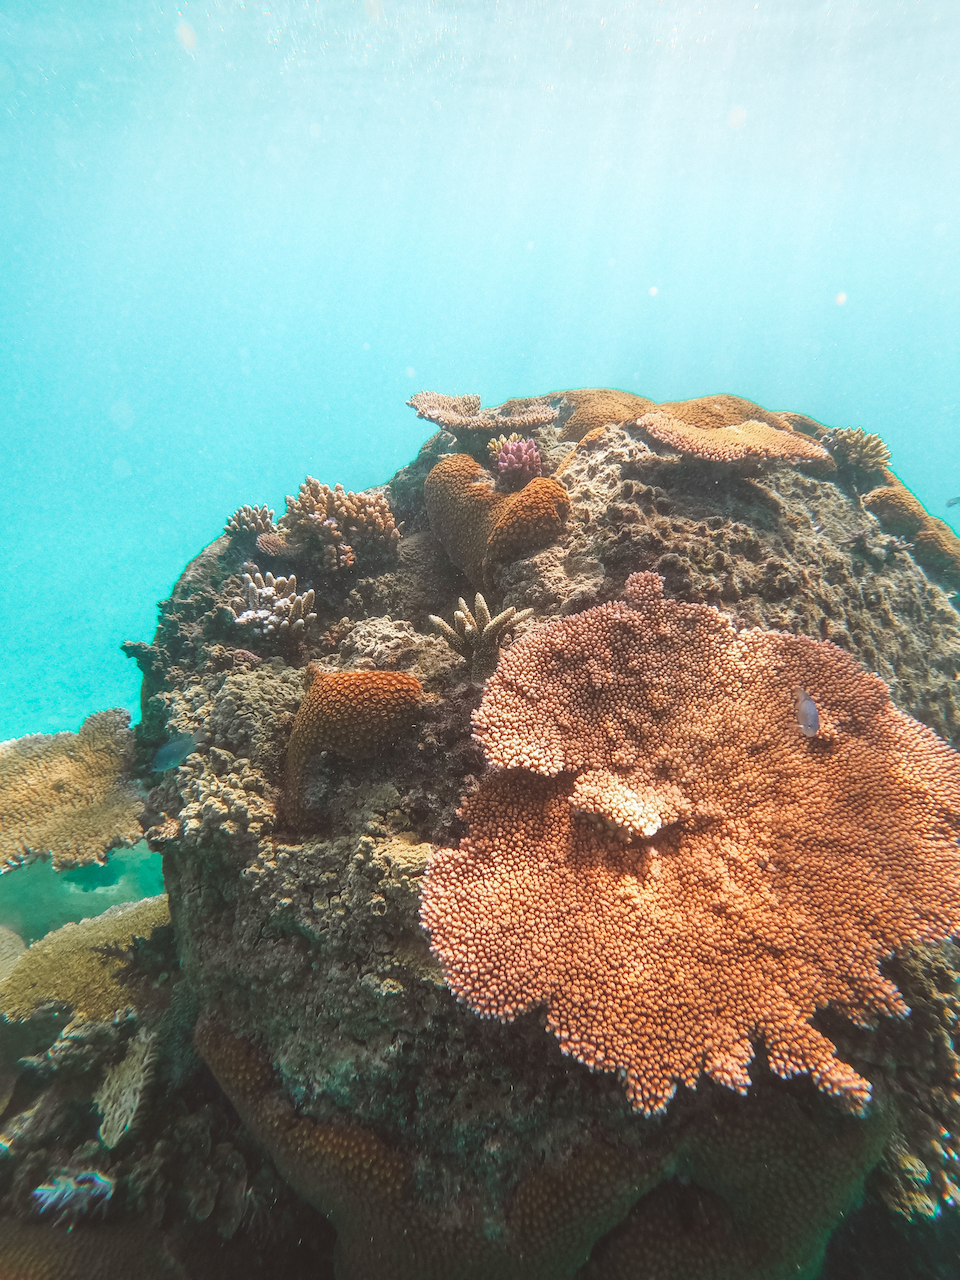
423, 453, 570, 591
424, 573, 960, 1115
408, 391, 558, 435
284, 668, 423, 830
554, 389, 656, 441
0, 710, 143, 872
636, 409, 831, 466
0, 896, 170, 1024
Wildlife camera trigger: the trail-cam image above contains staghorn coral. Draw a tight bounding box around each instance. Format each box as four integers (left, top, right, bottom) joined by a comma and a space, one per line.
554, 388, 655, 442
94, 1026, 158, 1148
0, 710, 143, 872
224, 503, 276, 537
429, 594, 533, 683
423, 453, 570, 591
826, 426, 891, 474
284, 668, 423, 831
0, 896, 170, 1024
278, 477, 400, 571
636, 410, 831, 466
228, 564, 317, 640
423, 572, 960, 1115
863, 471, 960, 589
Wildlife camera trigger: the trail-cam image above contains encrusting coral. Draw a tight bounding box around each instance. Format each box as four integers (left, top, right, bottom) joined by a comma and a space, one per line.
862, 471, 960, 589
0, 1219, 185, 1279
284, 667, 423, 830
424, 572, 960, 1115
429, 594, 533, 682
423, 453, 570, 591
0, 710, 143, 872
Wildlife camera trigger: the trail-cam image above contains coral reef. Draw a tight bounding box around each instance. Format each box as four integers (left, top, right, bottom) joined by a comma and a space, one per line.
0, 896, 170, 1023
225, 503, 276, 538
227, 565, 317, 641
826, 426, 892, 475
0, 710, 143, 872
11, 383, 957, 1278
423, 453, 570, 591
636, 409, 831, 466
429, 594, 532, 682
487, 434, 543, 490
862, 470, 960, 589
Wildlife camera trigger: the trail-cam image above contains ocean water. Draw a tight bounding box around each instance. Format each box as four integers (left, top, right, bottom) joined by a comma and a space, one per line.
2, 0, 958, 743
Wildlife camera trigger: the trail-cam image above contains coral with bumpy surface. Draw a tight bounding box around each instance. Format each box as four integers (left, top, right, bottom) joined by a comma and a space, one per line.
554, 389, 656, 441
863, 471, 960, 589
276, 477, 400, 571
228, 564, 317, 641
423, 453, 570, 591
0, 710, 143, 872
424, 573, 960, 1114
409, 391, 558, 436
284, 667, 423, 830
826, 426, 891, 474
636, 410, 831, 466
0, 1220, 185, 1279
225, 503, 276, 537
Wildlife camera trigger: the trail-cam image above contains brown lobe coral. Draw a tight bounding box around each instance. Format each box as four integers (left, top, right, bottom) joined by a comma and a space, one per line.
555, 388, 656, 441
284, 667, 423, 830
863, 470, 960, 587
423, 453, 570, 591
422, 573, 960, 1115
0, 709, 143, 872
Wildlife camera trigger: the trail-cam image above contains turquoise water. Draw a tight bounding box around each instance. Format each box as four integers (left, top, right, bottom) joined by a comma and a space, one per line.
1, 0, 958, 741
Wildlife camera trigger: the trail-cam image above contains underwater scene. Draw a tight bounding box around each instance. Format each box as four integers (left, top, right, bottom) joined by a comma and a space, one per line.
1, 1, 960, 1277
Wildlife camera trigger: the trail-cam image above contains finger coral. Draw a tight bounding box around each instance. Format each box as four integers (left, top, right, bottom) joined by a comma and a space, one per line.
423, 573, 960, 1115
284, 668, 423, 830
228, 564, 317, 640
429, 594, 533, 682
94, 1026, 158, 1148
423, 453, 570, 591
636, 409, 831, 465
826, 426, 891, 473
278, 477, 400, 571
0, 710, 143, 872
488, 434, 543, 490
225, 503, 276, 537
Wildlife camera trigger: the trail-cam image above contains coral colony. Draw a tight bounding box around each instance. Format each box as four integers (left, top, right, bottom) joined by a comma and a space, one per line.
2, 388, 960, 1276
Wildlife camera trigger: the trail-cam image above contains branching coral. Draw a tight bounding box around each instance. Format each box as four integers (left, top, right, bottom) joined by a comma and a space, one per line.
228, 565, 317, 640
225, 503, 276, 537
826, 426, 891, 473
423, 573, 960, 1115
274, 478, 400, 571
0, 710, 143, 872
429, 594, 533, 682
94, 1027, 158, 1148
487, 434, 543, 490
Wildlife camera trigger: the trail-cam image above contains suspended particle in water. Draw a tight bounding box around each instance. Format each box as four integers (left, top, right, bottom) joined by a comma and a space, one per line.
177, 23, 197, 52
728, 107, 746, 128
836, 292, 847, 305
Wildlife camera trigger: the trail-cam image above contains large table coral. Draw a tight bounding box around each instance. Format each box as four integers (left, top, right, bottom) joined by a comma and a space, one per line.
424, 572, 960, 1115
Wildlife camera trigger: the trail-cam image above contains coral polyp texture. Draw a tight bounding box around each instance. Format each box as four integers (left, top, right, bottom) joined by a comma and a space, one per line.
0, 710, 143, 872
225, 502, 276, 537
636, 409, 832, 466
17, 385, 959, 1278
424, 572, 960, 1114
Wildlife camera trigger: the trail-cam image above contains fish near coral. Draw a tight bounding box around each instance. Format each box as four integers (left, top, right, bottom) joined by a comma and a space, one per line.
284, 667, 423, 831
795, 688, 819, 738
424, 572, 960, 1116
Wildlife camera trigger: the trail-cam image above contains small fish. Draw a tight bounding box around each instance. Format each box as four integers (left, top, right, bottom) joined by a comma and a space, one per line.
948, 497, 960, 508
795, 689, 819, 738
151, 731, 200, 772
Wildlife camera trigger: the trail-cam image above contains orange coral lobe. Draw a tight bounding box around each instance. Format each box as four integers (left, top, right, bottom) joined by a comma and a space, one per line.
422, 574, 960, 1115
637, 410, 830, 465
284, 668, 423, 829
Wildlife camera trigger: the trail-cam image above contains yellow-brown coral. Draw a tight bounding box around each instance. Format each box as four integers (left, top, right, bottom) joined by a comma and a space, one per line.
827, 426, 891, 472
284, 668, 423, 830
0, 1220, 184, 1279
277, 477, 400, 571
0, 895, 170, 1024
863, 470, 960, 586
423, 454, 570, 591
636, 410, 831, 465
555, 388, 655, 442
423, 572, 960, 1115
0, 710, 143, 872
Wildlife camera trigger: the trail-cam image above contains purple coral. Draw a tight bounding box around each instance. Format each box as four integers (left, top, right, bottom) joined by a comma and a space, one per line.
496, 437, 542, 490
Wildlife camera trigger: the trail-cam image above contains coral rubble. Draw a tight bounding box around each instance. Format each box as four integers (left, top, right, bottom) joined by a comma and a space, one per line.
4, 386, 960, 1278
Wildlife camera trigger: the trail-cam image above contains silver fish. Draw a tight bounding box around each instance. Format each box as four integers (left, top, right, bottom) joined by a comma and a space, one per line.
795, 689, 819, 738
